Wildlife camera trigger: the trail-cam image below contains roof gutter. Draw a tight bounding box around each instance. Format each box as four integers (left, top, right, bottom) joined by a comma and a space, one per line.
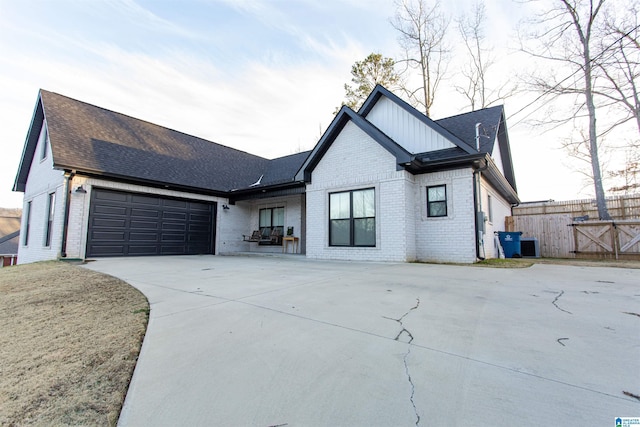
228, 180, 306, 202
57, 168, 230, 199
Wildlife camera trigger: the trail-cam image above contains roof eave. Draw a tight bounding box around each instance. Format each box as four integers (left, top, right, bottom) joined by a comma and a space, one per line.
482, 157, 520, 204
13, 92, 45, 193
228, 180, 306, 202
68, 168, 230, 198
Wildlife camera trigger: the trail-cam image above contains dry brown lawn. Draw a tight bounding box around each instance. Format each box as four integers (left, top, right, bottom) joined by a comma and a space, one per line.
0, 261, 148, 426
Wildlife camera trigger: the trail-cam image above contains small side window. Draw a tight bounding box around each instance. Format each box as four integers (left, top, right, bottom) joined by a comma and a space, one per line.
487, 194, 493, 223
427, 185, 447, 217
23, 201, 32, 246
40, 127, 49, 161
44, 192, 55, 247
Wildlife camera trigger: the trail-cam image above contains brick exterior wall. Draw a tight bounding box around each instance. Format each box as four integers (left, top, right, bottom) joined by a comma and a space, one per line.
306, 121, 481, 264
232, 195, 304, 254
413, 169, 477, 263
306, 121, 412, 262
479, 176, 513, 259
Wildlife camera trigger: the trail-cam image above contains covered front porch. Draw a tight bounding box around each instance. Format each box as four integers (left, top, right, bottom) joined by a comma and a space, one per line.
217, 192, 305, 256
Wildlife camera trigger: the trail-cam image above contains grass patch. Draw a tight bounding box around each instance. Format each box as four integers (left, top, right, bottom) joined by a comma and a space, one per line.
474, 258, 534, 268
0, 261, 148, 426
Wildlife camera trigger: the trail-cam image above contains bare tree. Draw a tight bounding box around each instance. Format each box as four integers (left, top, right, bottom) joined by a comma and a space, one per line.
519, 0, 612, 219
455, 1, 515, 110
337, 53, 403, 112
608, 146, 640, 194
391, 0, 450, 117
596, 4, 640, 135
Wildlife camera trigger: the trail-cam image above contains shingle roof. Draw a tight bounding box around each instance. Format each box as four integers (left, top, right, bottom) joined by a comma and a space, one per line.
38, 90, 296, 193
0, 230, 20, 255
0, 214, 20, 255
415, 147, 469, 162
257, 151, 311, 188
435, 105, 503, 155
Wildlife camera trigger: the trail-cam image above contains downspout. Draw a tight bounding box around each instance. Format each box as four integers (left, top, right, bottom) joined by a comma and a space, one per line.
473, 123, 488, 260
473, 161, 489, 261
60, 171, 74, 258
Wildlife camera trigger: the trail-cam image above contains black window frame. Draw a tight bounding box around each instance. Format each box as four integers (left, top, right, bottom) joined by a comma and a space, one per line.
44, 192, 55, 247
427, 185, 447, 218
329, 188, 376, 247
23, 201, 31, 246
258, 206, 284, 245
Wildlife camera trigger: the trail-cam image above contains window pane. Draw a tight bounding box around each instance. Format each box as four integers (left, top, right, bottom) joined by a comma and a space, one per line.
259, 208, 271, 228
353, 189, 375, 218
429, 201, 447, 217
330, 192, 350, 219
273, 207, 284, 227
428, 186, 446, 202
330, 219, 350, 245
24, 201, 31, 245
354, 218, 375, 246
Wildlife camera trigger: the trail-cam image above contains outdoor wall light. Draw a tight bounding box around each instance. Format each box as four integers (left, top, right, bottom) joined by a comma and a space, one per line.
222, 204, 230, 210
74, 185, 87, 194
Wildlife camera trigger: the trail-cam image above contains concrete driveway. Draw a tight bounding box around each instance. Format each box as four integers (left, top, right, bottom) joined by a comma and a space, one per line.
84, 255, 640, 426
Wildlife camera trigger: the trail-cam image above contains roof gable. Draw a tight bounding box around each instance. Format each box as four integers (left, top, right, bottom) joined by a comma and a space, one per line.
13, 93, 45, 192
359, 85, 475, 155
295, 106, 413, 182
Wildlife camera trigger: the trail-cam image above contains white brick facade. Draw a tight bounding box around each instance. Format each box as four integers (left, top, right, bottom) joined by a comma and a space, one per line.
479, 176, 513, 259
304, 121, 485, 264
18, 124, 66, 264
306, 121, 414, 262
413, 169, 477, 263
232, 195, 304, 254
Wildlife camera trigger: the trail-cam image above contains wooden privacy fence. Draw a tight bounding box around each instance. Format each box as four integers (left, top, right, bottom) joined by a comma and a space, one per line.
571, 220, 640, 260
507, 194, 640, 259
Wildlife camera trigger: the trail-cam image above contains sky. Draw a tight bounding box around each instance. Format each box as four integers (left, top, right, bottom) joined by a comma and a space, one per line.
0, 0, 627, 208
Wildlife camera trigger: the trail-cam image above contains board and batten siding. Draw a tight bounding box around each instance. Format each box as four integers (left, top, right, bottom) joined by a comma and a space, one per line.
365, 96, 455, 154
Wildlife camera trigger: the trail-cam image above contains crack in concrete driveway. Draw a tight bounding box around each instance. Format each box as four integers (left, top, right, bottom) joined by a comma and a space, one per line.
552, 290, 572, 314
385, 298, 421, 426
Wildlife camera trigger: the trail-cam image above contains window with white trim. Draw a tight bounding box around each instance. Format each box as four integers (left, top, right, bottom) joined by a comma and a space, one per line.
329, 188, 375, 247
427, 185, 447, 217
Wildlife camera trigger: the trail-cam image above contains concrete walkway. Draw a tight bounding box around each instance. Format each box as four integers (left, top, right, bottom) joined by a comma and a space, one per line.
84, 255, 640, 426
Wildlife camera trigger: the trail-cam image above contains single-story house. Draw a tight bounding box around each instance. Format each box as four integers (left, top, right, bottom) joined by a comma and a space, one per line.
13, 85, 518, 264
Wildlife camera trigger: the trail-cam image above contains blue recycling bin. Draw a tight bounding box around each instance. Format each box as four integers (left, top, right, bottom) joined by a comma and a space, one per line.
497, 231, 523, 258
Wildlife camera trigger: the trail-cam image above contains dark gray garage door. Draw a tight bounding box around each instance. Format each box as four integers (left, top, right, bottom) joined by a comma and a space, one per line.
87, 188, 215, 257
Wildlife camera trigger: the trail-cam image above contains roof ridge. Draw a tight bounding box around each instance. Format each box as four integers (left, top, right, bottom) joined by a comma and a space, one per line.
434, 104, 503, 122
0, 230, 20, 244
